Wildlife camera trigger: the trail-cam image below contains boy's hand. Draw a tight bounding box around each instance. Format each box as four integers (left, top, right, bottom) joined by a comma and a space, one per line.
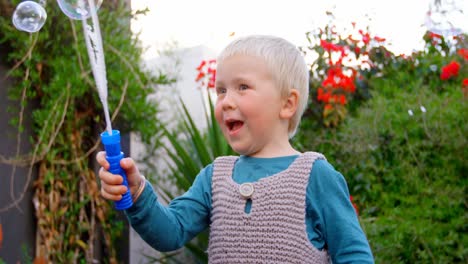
96, 151, 142, 201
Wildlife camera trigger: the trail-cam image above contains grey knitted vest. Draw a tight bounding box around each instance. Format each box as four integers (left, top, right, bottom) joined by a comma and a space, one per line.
208, 152, 329, 264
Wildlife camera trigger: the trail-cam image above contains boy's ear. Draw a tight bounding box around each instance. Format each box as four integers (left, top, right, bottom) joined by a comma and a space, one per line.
280, 89, 299, 119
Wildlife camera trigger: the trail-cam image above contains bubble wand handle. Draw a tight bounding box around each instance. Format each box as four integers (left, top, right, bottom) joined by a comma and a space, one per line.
101, 130, 133, 210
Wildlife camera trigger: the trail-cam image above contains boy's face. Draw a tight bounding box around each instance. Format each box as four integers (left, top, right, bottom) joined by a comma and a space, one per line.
214, 54, 289, 157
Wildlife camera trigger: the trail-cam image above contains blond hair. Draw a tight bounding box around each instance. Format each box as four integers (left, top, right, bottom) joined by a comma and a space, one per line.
217, 35, 309, 138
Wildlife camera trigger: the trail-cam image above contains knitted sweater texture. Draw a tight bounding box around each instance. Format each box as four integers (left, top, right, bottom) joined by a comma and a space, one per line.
208, 152, 330, 264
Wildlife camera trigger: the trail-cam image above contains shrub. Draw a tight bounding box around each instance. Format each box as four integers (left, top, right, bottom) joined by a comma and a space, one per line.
295, 14, 467, 262
0, 1, 172, 262
339, 83, 467, 263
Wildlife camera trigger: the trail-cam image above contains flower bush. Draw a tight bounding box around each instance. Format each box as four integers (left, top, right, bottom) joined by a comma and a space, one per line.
300, 20, 388, 128
295, 13, 466, 263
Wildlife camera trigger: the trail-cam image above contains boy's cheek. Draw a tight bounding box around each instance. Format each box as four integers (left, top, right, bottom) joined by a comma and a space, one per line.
214, 110, 223, 127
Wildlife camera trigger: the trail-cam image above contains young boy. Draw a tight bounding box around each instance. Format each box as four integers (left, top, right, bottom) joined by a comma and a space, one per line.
97, 35, 374, 263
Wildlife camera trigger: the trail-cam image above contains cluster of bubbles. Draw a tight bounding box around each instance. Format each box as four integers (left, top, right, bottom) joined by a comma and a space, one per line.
12, 0, 103, 32
12, 0, 112, 134
424, 0, 467, 37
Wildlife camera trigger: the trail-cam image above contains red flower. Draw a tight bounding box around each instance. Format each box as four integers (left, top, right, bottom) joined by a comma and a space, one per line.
321, 67, 356, 92
324, 104, 333, 110
440, 61, 461, 80
195, 72, 205, 82
358, 30, 370, 45
207, 67, 216, 75
374, 36, 386, 42
196, 60, 206, 71
320, 39, 344, 53
317, 87, 331, 103
428, 32, 442, 39
208, 79, 215, 88
458, 48, 468, 60
463, 78, 468, 87
339, 94, 347, 105
440, 71, 450, 80
207, 71, 216, 88
354, 47, 361, 54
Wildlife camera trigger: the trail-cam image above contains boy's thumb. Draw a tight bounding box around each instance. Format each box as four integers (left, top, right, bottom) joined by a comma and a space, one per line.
120, 158, 140, 184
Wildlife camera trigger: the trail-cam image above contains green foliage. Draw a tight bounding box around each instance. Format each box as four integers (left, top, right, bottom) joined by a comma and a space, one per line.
340, 83, 467, 263
295, 17, 467, 262
0, 0, 172, 262
21, 244, 32, 264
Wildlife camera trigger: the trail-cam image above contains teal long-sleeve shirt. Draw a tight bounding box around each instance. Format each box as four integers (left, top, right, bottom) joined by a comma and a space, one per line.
126, 155, 374, 263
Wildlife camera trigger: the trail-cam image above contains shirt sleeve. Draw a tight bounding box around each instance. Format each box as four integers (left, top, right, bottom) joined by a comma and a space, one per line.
125, 165, 213, 252
308, 159, 374, 263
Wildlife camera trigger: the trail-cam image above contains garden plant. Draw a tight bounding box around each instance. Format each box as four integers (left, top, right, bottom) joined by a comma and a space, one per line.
296, 14, 467, 263
0, 1, 174, 262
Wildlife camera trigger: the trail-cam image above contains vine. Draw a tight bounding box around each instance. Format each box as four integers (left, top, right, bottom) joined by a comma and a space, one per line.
0, 1, 173, 262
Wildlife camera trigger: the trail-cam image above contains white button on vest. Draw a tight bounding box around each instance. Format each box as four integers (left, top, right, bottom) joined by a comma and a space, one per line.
239, 183, 254, 199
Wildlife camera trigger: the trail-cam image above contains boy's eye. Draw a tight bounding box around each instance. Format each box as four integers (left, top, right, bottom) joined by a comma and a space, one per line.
216, 87, 226, 95
239, 84, 249, 90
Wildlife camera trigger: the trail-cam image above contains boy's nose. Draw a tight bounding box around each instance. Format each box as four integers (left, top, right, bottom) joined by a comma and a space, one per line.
221, 91, 236, 110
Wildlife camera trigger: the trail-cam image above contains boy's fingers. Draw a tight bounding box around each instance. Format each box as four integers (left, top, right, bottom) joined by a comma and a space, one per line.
98, 153, 136, 202
99, 168, 123, 185
101, 182, 128, 196
120, 158, 138, 174
101, 190, 122, 201
120, 158, 141, 186
96, 151, 109, 170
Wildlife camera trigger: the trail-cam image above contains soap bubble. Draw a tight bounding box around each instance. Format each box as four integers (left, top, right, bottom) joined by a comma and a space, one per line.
424, 0, 467, 37
12, 1, 47, 33
57, 0, 103, 20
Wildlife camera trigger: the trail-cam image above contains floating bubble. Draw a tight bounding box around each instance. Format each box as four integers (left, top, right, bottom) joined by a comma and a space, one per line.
424, 0, 467, 37
12, 1, 47, 33
57, 0, 103, 20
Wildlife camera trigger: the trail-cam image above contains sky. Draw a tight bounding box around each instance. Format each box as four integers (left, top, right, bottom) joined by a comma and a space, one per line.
129, 0, 468, 59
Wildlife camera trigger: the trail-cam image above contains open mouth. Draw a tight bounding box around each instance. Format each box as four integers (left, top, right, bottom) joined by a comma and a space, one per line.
226, 120, 244, 132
